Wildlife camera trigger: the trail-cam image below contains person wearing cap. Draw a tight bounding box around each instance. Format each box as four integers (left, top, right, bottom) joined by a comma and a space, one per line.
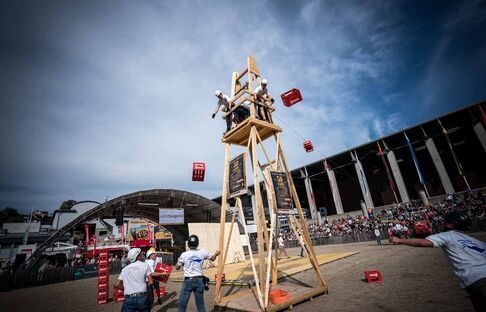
212, 90, 232, 133
145, 249, 167, 305
252, 78, 274, 122
212, 90, 249, 133
175, 234, 220, 312
389, 211, 486, 312
114, 248, 153, 312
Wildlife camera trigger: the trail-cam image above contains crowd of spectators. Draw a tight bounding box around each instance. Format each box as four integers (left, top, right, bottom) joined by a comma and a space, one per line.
281, 191, 486, 241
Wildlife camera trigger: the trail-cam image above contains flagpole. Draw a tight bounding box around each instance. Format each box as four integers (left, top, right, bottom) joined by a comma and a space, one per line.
23, 207, 34, 246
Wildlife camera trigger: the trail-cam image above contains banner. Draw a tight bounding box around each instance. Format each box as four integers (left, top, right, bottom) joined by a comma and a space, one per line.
84, 224, 90, 247
228, 153, 248, 198
159, 208, 185, 225
404, 132, 425, 185
269, 171, 293, 212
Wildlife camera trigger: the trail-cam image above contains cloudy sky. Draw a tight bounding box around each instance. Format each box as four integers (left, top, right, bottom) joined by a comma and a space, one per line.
1, 1, 485, 213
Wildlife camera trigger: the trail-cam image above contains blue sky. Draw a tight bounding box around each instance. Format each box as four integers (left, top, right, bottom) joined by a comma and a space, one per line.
1, 1, 485, 213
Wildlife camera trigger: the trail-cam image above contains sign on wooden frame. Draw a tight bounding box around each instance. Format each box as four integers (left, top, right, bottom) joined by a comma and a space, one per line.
228, 153, 248, 198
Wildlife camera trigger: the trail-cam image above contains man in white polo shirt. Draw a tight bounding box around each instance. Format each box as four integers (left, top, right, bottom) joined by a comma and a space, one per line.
114, 248, 153, 312
175, 234, 220, 312
389, 211, 485, 311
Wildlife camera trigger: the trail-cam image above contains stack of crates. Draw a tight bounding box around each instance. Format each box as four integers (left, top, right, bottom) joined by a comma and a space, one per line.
113, 287, 125, 303
97, 251, 109, 305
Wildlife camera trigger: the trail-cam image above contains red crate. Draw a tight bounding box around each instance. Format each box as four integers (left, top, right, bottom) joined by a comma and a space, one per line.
97, 294, 108, 305
269, 289, 289, 305
155, 263, 173, 283
113, 288, 125, 303
192, 162, 206, 181
303, 140, 313, 152
281, 88, 302, 107
364, 270, 383, 283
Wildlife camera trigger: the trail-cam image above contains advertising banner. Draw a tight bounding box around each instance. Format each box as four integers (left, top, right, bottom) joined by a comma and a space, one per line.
228, 153, 248, 198
269, 171, 293, 212
159, 208, 185, 225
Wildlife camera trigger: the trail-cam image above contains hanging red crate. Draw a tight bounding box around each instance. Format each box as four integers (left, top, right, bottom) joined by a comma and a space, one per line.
281, 88, 303, 107
303, 140, 313, 152
155, 263, 173, 283
192, 162, 206, 181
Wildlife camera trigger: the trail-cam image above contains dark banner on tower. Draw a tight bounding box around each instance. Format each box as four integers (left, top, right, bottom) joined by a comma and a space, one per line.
269, 171, 293, 212
228, 153, 247, 198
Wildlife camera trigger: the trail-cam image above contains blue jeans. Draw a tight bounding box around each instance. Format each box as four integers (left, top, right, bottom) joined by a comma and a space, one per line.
122, 294, 150, 312
178, 278, 205, 312
376, 235, 381, 245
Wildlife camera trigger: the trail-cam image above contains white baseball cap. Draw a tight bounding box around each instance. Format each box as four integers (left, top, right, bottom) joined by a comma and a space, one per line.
127, 248, 142, 263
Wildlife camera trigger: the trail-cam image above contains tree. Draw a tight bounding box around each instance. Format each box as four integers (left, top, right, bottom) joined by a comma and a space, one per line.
0, 207, 23, 223
59, 200, 77, 211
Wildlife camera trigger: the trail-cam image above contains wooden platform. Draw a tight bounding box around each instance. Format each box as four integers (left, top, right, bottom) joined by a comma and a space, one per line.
171, 252, 357, 283
222, 117, 282, 146
215, 281, 328, 312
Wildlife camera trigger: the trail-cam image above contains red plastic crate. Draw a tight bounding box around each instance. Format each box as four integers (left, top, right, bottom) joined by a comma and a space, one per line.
192, 162, 206, 181
269, 289, 289, 305
155, 263, 173, 283
364, 270, 383, 283
303, 140, 313, 152
97, 294, 108, 305
281, 88, 302, 107
113, 288, 125, 303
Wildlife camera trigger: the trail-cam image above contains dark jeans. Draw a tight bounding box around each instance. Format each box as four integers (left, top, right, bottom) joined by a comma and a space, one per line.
375, 235, 381, 245
122, 294, 150, 312
178, 278, 205, 312
300, 247, 304, 257
465, 278, 486, 312
234, 106, 249, 123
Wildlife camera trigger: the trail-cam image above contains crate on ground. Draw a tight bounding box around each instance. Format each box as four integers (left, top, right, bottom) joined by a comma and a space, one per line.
364, 270, 383, 283
269, 289, 289, 305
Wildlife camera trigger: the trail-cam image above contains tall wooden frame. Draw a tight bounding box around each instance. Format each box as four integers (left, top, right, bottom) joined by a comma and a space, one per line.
214, 56, 327, 311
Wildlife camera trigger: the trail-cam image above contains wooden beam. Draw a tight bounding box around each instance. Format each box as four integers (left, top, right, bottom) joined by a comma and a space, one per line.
215, 143, 231, 303
278, 144, 327, 289
221, 200, 239, 266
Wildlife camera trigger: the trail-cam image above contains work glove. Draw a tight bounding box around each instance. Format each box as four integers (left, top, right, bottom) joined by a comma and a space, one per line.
212, 113, 216, 119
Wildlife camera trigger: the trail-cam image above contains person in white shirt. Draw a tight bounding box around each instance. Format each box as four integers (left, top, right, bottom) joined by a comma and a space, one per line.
252, 79, 274, 122
298, 231, 306, 258
389, 211, 486, 311
145, 249, 168, 305
212, 90, 233, 132
175, 235, 220, 312
277, 233, 290, 259
374, 227, 382, 246
114, 248, 153, 312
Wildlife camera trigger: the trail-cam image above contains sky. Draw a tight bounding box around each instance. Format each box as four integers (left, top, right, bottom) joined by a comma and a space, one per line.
1, 1, 485, 213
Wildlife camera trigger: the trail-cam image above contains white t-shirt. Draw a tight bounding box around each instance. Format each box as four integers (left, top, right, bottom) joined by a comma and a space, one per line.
177, 249, 212, 277
118, 261, 150, 295
145, 258, 156, 274
374, 229, 380, 236
278, 237, 285, 247
426, 230, 486, 288
217, 95, 231, 109
253, 86, 268, 98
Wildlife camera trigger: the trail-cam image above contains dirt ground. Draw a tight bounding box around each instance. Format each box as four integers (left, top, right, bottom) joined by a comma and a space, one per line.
1, 232, 484, 312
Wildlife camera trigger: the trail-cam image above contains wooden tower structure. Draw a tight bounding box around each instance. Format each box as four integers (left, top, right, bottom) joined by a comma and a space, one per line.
214, 56, 328, 311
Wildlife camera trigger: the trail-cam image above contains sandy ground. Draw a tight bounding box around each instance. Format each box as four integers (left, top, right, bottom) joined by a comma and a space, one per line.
1, 232, 484, 312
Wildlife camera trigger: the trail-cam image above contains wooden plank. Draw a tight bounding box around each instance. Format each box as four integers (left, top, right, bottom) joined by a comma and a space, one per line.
222, 201, 239, 266
222, 117, 282, 146
268, 286, 328, 311
215, 143, 231, 303
248, 55, 260, 76
231, 72, 238, 98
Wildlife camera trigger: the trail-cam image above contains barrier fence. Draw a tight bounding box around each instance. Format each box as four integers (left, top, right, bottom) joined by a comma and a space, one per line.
0, 261, 121, 291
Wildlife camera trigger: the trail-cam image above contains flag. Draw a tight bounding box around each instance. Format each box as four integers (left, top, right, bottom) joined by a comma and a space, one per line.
404, 132, 425, 185
377, 142, 396, 191
479, 105, 486, 128
353, 151, 369, 196
438, 119, 464, 176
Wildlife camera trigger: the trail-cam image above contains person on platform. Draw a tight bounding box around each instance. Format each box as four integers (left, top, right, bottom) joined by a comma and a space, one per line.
212, 90, 232, 133
277, 233, 290, 259
114, 248, 153, 312
175, 235, 220, 312
145, 248, 167, 305
389, 211, 486, 312
252, 78, 274, 122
